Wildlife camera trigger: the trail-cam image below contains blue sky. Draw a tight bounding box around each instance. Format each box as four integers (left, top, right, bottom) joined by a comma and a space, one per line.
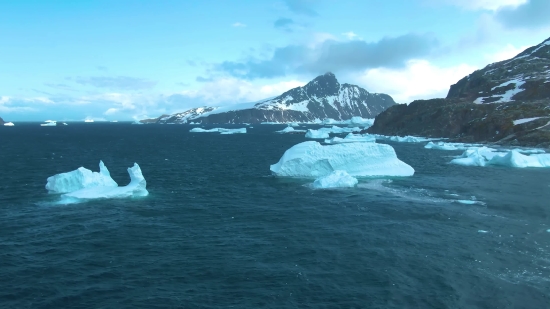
1, 0, 549, 121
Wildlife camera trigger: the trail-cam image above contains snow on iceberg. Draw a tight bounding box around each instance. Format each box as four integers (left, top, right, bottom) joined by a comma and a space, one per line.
324, 133, 376, 144
61, 163, 148, 201
312, 170, 358, 189
270, 141, 415, 177
46, 160, 118, 193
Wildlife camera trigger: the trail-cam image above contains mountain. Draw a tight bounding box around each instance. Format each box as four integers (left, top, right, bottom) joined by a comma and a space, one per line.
142, 73, 396, 124
0, 117, 5, 125
447, 38, 550, 103
368, 37, 550, 148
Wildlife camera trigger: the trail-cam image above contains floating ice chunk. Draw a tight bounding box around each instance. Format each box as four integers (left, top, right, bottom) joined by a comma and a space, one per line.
190, 127, 246, 134
276, 126, 306, 134
324, 133, 376, 144
190, 128, 219, 133
219, 128, 246, 134
512, 148, 546, 154
305, 129, 330, 139
3, 122, 14, 126
62, 163, 148, 201
387, 135, 431, 143
46, 161, 118, 193
270, 141, 415, 177
478, 230, 489, 233
487, 150, 550, 168
312, 170, 358, 188
450, 147, 499, 167
425, 141, 460, 150
455, 200, 486, 205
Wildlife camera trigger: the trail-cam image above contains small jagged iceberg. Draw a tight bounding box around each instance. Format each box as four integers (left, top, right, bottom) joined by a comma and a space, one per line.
270, 141, 414, 177
46, 161, 148, 203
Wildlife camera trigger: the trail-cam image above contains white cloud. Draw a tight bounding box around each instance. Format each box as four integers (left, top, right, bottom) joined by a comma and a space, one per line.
356, 59, 478, 103
341, 31, 358, 40
232, 22, 246, 27
439, 0, 527, 11
179, 77, 305, 104
483, 43, 530, 63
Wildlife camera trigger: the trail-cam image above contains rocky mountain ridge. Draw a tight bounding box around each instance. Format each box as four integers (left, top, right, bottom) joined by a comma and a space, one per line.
368, 36, 550, 148
142, 73, 396, 124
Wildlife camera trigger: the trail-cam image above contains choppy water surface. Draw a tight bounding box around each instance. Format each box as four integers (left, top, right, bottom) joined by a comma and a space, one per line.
1, 123, 550, 308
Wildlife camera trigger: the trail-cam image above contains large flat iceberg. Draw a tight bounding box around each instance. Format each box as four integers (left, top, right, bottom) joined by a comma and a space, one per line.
312, 170, 358, 188
46, 161, 118, 193
270, 141, 414, 177
62, 163, 148, 200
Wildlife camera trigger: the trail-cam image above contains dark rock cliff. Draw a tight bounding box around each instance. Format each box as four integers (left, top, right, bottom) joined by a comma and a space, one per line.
368, 36, 550, 147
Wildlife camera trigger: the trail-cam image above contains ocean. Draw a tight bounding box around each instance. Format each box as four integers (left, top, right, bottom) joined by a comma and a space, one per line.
1, 123, 549, 308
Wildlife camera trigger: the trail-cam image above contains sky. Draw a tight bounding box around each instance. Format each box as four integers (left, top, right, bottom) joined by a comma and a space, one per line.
1, 0, 549, 121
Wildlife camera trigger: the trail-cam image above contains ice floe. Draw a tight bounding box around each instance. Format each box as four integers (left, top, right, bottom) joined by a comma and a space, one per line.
270, 141, 415, 177
312, 170, 358, 189
3, 122, 14, 126
46, 161, 118, 193
190, 127, 246, 134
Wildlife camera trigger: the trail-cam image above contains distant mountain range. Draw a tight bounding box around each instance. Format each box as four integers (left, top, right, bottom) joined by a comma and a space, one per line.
141, 73, 396, 124
369, 36, 550, 148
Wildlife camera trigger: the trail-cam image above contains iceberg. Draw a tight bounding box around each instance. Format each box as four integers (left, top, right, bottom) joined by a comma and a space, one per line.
62, 163, 148, 201
312, 170, 358, 189
425, 141, 483, 150
487, 150, 550, 168
305, 126, 361, 139
305, 129, 330, 139
449, 147, 550, 168
324, 133, 376, 144
40, 120, 57, 126
3, 122, 14, 126
275, 126, 306, 134
386, 135, 431, 143
190, 127, 246, 134
46, 161, 118, 193
450, 147, 499, 167
270, 141, 415, 177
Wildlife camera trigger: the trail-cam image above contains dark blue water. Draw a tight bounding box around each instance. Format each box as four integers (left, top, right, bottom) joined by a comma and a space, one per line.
1, 123, 550, 308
